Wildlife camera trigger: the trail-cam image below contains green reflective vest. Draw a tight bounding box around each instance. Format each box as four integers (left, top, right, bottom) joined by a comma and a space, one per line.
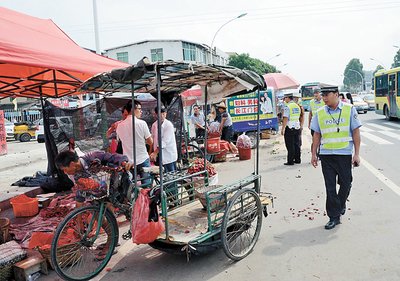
287, 102, 301, 129
310, 99, 325, 115
316, 103, 352, 149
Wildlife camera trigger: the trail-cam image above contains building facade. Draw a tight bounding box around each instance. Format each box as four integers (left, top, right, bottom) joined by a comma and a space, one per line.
103, 39, 229, 66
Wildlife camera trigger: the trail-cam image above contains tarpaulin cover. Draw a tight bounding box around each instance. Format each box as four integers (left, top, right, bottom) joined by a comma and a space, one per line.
0, 7, 129, 99
42, 96, 185, 175
80, 60, 267, 102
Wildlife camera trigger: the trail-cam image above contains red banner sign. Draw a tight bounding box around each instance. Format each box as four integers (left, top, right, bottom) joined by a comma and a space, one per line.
50, 99, 70, 108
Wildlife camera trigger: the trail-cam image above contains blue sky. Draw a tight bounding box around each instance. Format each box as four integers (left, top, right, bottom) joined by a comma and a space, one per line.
2, 0, 400, 86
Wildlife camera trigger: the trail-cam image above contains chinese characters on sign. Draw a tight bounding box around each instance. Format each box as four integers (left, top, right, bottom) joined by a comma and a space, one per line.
0, 110, 8, 155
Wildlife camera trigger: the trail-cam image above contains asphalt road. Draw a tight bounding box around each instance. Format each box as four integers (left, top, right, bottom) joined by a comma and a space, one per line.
4, 111, 400, 281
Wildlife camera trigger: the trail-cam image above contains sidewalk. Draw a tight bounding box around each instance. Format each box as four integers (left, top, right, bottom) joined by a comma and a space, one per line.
0, 141, 47, 212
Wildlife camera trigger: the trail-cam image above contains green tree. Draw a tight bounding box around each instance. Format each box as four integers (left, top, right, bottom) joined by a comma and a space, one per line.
343, 58, 364, 92
392, 49, 400, 68
228, 53, 277, 75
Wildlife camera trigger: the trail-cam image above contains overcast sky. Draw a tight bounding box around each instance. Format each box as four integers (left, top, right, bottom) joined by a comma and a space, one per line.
2, 0, 400, 86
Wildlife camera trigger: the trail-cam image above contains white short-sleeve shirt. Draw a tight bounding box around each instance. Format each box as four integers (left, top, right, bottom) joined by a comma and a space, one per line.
116, 115, 151, 164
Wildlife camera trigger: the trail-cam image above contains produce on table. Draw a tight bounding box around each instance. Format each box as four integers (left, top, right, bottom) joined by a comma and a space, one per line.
188, 158, 217, 176
236, 133, 252, 149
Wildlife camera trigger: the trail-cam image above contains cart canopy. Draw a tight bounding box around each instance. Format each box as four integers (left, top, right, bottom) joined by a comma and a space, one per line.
0, 7, 129, 99
80, 60, 266, 103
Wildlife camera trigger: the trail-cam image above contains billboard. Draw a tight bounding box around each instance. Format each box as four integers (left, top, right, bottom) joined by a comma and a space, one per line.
227, 90, 278, 133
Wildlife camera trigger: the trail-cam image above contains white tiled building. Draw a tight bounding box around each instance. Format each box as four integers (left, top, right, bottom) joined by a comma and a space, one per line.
103, 39, 229, 66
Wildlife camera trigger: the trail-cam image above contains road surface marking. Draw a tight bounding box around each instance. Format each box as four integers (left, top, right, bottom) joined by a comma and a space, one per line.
367, 123, 393, 131
379, 130, 400, 141
383, 122, 400, 129
361, 132, 393, 145
361, 157, 400, 197
360, 126, 374, 132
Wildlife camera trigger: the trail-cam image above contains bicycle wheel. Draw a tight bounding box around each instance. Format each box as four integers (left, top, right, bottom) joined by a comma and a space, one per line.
182, 143, 204, 166
221, 189, 262, 261
51, 205, 118, 281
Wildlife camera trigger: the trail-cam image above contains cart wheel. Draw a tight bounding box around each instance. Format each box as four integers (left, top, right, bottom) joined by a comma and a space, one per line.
221, 189, 262, 261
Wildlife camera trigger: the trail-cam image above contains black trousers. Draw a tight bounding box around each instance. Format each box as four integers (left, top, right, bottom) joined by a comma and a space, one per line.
284, 127, 300, 164
320, 155, 353, 220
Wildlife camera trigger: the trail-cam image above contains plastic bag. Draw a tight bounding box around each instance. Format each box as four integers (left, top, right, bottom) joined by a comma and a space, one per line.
236, 132, 252, 149
131, 189, 164, 244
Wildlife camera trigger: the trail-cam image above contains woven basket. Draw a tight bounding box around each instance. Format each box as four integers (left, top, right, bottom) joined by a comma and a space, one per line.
0, 241, 26, 281
0, 218, 10, 244
39, 243, 82, 270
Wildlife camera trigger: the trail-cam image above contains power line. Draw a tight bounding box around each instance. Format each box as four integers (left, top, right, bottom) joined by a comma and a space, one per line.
64, 0, 398, 34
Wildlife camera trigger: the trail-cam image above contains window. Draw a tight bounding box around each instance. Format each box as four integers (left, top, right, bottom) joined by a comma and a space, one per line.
397, 72, 400, 96
375, 74, 388, 97
116, 52, 129, 63
151, 48, 163, 62
182, 42, 196, 61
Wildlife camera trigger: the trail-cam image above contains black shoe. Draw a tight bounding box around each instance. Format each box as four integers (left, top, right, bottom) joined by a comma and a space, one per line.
324, 219, 341, 230
294, 160, 301, 164
284, 162, 294, 166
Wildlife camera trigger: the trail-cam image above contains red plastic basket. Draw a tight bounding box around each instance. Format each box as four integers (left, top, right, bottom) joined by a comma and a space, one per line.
238, 148, 251, 160
10, 194, 39, 217
207, 137, 220, 153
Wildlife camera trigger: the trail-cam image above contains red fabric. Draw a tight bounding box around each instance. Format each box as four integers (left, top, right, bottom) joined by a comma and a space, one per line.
0, 7, 129, 98
219, 140, 230, 152
263, 73, 300, 90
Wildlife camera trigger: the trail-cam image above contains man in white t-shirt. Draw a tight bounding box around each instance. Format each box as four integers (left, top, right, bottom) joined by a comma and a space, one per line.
116, 100, 153, 187
150, 105, 179, 206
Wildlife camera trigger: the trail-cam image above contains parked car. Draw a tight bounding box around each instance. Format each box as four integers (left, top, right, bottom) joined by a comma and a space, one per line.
363, 94, 375, 110
4, 119, 14, 140
13, 121, 38, 142
352, 96, 369, 114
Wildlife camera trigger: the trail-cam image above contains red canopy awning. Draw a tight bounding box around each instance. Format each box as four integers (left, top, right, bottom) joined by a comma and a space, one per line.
0, 7, 129, 99
263, 73, 300, 90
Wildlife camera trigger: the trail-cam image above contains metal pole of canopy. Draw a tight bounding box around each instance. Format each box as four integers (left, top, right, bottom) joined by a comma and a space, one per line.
256, 88, 261, 176
156, 66, 163, 186
156, 66, 169, 237
131, 81, 137, 188
203, 86, 208, 176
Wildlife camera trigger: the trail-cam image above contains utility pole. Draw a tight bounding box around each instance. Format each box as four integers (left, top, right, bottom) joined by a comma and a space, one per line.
93, 0, 101, 54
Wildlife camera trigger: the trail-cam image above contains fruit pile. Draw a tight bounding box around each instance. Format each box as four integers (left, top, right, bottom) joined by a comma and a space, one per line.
76, 178, 100, 190
188, 158, 217, 176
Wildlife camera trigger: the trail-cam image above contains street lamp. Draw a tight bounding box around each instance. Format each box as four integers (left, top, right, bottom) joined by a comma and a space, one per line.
348, 69, 364, 91
370, 57, 386, 69
210, 13, 247, 65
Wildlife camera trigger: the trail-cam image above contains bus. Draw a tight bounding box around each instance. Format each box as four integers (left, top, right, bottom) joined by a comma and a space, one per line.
300, 82, 334, 111
374, 67, 400, 120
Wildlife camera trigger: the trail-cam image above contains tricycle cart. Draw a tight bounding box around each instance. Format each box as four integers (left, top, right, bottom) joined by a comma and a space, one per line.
50, 60, 273, 281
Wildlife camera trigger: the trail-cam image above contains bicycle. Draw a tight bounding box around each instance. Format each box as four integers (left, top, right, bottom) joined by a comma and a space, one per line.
50, 165, 155, 281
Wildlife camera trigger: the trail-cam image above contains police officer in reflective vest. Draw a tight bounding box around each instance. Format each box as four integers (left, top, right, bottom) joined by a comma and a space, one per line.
308, 87, 325, 134
281, 93, 301, 165
310, 86, 361, 230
